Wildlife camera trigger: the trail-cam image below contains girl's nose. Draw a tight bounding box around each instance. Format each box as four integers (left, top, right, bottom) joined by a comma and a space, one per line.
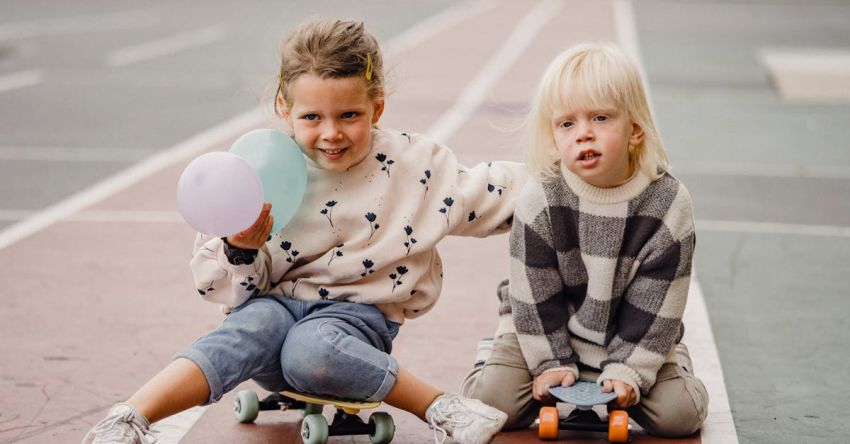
321, 121, 343, 140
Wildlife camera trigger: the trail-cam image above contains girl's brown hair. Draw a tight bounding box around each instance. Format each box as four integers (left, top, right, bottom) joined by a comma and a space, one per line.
274, 19, 384, 116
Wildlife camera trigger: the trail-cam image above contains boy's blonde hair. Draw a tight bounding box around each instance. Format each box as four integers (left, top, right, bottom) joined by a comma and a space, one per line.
274, 19, 384, 115
525, 43, 669, 182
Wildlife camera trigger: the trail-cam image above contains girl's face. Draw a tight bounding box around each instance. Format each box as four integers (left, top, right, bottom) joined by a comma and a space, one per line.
281, 74, 384, 172
551, 99, 643, 187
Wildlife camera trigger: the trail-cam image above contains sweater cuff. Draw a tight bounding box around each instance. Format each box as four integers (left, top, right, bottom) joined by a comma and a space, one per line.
597, 363, 643, 404
209, 237, 257, 275
541, 364, 580, 381
533, 358, 579, 377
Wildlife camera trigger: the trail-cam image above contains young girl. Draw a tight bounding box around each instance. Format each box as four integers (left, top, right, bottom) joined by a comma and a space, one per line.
461, 43, 708, 437
83, 19, 524, 444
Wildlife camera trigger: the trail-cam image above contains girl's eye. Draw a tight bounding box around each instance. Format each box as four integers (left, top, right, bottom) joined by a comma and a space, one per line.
593, 115, 608, 122
559, 121, 573, 128
341, 111, 358, 119
303, 114, 319, 121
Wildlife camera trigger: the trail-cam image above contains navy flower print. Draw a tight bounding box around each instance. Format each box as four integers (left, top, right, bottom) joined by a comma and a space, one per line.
239, 276, 260, 298
328, 243, 344, 266
468, 211, 479, 222
280, 241, 300, 263
365, 212, 380, 240
320, 200, 337, 227
197, 281, 215, 296
487, 183, 506, 196
438, 196, 454, 227
420, 170, 431, 198
403, 225, 417, 255
376, 153, 395, 177
389, 265, 408, 292
319, 288, 329, 300
361, 259, 375, 277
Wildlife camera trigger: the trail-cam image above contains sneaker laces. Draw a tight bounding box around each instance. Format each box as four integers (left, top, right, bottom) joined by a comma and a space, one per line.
84, 405, 157, 444
428, 396, 475, 444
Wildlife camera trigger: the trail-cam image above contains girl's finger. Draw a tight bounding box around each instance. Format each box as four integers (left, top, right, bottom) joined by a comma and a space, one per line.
602, 380, 613, 393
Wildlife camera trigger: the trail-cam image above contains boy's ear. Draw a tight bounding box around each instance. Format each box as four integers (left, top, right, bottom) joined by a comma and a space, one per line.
371, 98, 385, 125
630, 121, 645, 146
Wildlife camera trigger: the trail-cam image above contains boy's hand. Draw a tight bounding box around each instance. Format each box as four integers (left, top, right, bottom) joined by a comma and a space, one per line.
602, 379, 637, 408
226, 203, 273, 250
532, 370, 576, 403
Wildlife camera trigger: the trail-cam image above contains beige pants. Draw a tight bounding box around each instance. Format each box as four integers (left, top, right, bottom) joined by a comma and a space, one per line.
461, 333, 708, 438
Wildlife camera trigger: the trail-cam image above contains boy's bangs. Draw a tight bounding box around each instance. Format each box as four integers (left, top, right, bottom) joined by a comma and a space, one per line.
547, 55, 622, 118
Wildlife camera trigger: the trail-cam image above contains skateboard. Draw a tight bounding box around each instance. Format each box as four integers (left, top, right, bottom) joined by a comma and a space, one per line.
233, 389, 395, 444
538, 381, 629, 442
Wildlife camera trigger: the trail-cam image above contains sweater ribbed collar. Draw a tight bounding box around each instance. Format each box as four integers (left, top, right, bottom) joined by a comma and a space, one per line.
559, 162, 652, 204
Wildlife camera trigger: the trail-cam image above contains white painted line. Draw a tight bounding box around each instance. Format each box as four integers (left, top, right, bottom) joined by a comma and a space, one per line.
760, 47, 850, 101
697, 219, 850, 238
616, 2, 736, 442
0, 10, 160, 40
424, 0, 563, 142
682, 273, 739, 444
675, 162, 850, 180
382, 0, 495, 56
0, 146, 156, 162
107, 24, 227, 67
0, 69, 43, 93
150, 406, 208, 444
0, 106, 267, 250
613, 0, 652, 106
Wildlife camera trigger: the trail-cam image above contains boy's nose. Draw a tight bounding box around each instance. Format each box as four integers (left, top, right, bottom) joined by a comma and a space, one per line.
575, 122, 594, 143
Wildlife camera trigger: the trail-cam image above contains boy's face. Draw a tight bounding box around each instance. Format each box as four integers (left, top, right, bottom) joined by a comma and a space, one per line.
281, 74, 384, 172
551, 99, 643, 188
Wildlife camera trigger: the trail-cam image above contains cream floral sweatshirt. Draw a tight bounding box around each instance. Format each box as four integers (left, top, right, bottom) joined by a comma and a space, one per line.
190, 128, 527, 323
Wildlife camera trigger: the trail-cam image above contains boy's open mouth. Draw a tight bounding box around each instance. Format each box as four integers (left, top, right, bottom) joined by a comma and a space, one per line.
577, 150, 601, 161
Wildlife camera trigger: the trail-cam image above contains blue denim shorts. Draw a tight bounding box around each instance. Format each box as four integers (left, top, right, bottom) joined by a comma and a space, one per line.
174, 296, 401, 404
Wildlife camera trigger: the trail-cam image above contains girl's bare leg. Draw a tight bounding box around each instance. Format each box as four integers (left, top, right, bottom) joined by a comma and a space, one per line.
382, 366, 442, 420
127, 357, 210, 423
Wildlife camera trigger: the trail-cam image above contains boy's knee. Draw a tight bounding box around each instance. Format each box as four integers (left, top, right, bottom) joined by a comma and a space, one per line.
639, 377, 707, 438
461, 368, 536, 430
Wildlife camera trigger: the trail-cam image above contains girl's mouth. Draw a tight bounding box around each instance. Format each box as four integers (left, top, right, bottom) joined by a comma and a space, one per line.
318, 147, 348, 160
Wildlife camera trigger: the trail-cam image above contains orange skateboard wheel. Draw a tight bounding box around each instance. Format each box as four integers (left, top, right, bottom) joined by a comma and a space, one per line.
538, 406, 559, 440
608, 410, 629, 443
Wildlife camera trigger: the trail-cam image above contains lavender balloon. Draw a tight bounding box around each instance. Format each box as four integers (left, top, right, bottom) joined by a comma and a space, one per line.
176, 152, 264, 237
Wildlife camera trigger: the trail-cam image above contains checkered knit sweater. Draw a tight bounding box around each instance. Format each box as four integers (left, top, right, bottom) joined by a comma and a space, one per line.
495, 164, 695, 399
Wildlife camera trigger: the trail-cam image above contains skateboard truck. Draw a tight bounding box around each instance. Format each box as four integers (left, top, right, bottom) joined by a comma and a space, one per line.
233, 390, 395, 444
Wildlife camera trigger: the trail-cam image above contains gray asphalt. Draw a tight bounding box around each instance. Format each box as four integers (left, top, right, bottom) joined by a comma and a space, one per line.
636, 1, 850, 443
2, 1, 849, 443
0, 0, 456, 226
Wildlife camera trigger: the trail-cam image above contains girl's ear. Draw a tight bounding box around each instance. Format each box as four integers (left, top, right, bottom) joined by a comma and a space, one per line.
278, 93, 293, 125
371, 98, 385, 125
629, 121, 644, 146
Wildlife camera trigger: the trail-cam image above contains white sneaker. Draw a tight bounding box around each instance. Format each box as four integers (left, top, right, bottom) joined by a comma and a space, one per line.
426, 393, 507, 444
81, 403, 156, 444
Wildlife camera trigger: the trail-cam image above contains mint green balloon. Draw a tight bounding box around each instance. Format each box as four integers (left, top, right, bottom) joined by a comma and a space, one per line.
230, 129, 307, 233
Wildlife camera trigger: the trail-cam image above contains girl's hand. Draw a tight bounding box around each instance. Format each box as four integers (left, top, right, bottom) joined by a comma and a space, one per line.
532, 370, 576, 403
602, 379, 637, 408
226, 203, 274, 249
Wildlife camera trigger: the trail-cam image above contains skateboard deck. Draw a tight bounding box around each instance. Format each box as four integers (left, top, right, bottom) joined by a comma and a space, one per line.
539, 382, 629, 442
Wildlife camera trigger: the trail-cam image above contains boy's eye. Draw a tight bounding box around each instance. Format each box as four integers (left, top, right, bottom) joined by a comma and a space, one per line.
593, 115, 608, 122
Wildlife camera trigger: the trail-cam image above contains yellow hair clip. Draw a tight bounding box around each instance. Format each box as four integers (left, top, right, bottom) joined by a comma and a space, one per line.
365, 53, 372, 81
